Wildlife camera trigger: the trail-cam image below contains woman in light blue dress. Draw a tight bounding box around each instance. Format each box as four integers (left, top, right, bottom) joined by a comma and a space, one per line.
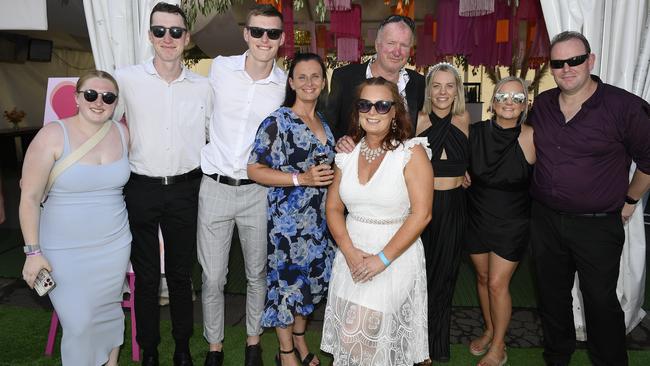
20, 70, 131, 365
248, 53, 335, 366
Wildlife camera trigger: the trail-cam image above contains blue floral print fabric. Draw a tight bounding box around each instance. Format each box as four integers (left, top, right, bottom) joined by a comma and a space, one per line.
249, 106, 335, 327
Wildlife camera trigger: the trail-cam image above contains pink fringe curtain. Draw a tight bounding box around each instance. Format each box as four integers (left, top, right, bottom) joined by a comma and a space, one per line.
279, 0, 295, 58
330, 4, 361, 38
459, 0, 494, 16
325, 0, 351, 11
415, 14, 436, 67
336, 37, 360, 62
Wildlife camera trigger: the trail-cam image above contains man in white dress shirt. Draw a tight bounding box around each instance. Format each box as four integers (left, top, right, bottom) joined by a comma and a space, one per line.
197, 4, 286, 366
115, 3, 213, 366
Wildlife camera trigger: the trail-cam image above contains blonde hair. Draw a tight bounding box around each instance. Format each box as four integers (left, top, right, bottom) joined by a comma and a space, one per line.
489, 76, 529, 125
75, 70, 119, 94
423, 62, 465, 116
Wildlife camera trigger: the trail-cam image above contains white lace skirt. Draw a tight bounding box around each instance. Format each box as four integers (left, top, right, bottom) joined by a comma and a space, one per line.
320, 217, 429, 365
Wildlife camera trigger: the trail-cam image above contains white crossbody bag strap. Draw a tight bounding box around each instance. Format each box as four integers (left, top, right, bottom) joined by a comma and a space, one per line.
42, 121, 112, 201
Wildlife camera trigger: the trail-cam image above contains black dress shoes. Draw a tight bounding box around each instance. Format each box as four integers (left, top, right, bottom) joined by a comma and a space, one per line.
142, 354, 159, 366
204, 350, 224, 366
173, 352, 194, 366
245, 343, 263, 366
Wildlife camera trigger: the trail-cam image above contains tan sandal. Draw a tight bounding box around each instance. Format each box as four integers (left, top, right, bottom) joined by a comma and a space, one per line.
469, 333, 493, 356
477, 347, 507, 366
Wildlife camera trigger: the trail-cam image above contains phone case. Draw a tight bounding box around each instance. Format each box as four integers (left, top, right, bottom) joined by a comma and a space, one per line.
34, 268, 56, 296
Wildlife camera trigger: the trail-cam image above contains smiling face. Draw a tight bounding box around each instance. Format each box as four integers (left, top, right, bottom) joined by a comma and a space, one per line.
428, 70, 458, 114
550, 38, 595, 95
492, 80, 527, 125
289, 59, 325, 104
244, 15, 284, 64
75, 77, 118, 124
149, 11, 190, 64
358, 84, 396, 139
374, 22, 413, 74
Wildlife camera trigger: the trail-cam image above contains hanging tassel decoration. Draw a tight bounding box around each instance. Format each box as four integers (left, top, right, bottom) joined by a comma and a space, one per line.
459, 0, 494, 17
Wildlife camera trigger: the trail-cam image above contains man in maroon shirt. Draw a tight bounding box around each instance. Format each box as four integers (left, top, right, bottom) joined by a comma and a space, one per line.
529, 31, 650, 366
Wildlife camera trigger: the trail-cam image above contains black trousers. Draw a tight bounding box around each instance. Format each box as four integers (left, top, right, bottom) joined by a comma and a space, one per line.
125, 175, 200, 352
422, 187, 467, 361
530, 201, 628, 366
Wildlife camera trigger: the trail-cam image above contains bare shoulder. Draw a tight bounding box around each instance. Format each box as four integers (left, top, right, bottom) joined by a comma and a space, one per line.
520, 123, 534, 141
27, 121, 64, 160
415, 112, 431, 136
452, 111, 471, 135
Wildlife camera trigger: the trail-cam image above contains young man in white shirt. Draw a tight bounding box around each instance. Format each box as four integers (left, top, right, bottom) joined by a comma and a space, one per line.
198, 5, 286, 366
115, 3, 213, 365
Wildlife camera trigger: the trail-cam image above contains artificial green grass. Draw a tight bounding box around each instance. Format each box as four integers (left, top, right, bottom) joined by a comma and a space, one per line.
2, 305, 650, 365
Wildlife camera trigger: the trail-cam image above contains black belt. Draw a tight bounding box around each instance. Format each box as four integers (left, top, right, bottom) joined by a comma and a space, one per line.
205, 173, 254, 186
130, 168, 202, 185
558, 211, 618, 218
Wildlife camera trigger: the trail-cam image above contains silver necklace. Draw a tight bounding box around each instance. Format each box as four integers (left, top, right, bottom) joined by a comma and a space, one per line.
360, 138, 385, 163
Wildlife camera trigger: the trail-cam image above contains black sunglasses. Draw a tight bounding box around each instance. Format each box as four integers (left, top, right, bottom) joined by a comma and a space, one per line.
379, 15, 415, 32
78, 89, 118, 105
246, 26, 283, 40
150, 25, 187, 39
550, 54, 589, 69
357, 99, 395, 114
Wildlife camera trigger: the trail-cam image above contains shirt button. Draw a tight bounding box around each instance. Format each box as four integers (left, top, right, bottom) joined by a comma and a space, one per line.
557, 146, 561, 149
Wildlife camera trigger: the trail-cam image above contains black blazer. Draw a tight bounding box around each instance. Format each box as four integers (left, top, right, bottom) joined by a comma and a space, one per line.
325, 62, 425, 139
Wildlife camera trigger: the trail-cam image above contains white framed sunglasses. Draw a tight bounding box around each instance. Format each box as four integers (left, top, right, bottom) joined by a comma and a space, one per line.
494, 92, 526, 104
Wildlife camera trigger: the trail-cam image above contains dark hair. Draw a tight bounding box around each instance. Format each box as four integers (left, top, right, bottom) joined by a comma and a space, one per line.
348, 77, 412, 150
550, 31, 591, 54
246, 4, 283, 26
150, 2, 188, 29
282, 53, 327, 108
76, 70, 119, 95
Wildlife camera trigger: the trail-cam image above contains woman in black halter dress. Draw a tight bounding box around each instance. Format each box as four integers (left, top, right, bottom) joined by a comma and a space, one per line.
466, 76, 535, 366
416, 62, 470, 362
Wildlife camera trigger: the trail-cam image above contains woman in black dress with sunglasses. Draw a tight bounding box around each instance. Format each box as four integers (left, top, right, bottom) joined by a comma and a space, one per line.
465, 76, 535, 366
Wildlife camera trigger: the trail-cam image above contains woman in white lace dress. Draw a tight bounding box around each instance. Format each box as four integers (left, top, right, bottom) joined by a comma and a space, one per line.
320, 77, 433, 365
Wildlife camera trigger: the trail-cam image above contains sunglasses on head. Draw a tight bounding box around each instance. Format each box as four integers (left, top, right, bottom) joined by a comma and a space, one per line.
549, 54, 589, 69
246, 26, 283, 40
78, 89, 118, 105
357, 99, 395, 114
380, 15, 416, 32
494, 92, 526, 104
150, 25, 187, 39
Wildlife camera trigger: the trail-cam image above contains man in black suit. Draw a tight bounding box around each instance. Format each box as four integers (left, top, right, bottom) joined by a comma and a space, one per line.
327, 15, 425, 140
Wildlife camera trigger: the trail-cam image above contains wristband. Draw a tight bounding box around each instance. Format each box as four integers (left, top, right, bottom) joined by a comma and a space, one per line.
625, 195, 639, 205
26, 250, 42, 257
378, 251, 391, 267
292, 172, 300, 187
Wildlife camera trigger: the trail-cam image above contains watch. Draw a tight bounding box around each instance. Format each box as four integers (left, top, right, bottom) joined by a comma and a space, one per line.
625, 195, 639, 205
23, 244, 41, 254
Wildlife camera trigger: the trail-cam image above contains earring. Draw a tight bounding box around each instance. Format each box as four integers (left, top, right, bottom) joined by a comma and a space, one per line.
391, 119, 397, 132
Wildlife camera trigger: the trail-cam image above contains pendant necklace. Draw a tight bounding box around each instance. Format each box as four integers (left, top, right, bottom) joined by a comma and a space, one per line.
360, 138, 385, 163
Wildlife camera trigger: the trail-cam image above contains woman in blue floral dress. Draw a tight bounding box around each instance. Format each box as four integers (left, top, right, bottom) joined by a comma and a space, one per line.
248, 53, 335, 366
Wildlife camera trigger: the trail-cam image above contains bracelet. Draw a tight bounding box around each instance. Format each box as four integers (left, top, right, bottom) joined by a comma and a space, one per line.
378, 251, 391, 267
625, 195, 639, 205
23, 244, 41, 254
292, 172, 300, 187
26, 250, 42, 257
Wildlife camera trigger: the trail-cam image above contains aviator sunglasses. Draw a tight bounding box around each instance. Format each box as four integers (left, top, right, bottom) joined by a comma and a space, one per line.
357, 99, 395, 114
78, 89, 118, 105
549, 54, 589, 69
150, 25, 187, 39
246, 26, 283, 40
494, 91, 526, 104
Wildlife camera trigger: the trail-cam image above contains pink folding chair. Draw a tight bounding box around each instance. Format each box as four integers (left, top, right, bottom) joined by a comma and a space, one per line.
45, 272, 140, 361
